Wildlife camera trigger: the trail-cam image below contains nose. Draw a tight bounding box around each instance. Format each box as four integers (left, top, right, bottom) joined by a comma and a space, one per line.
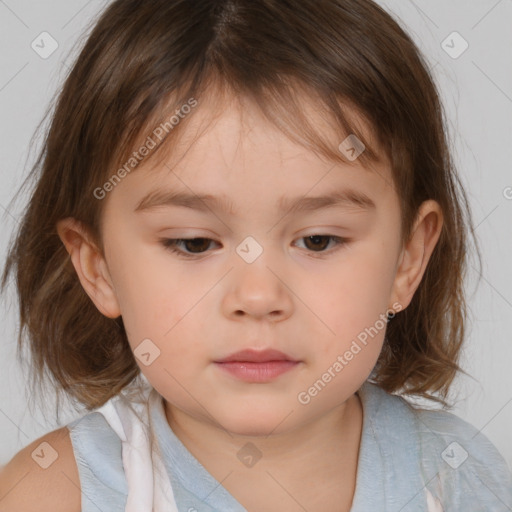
221, 253, 293, 322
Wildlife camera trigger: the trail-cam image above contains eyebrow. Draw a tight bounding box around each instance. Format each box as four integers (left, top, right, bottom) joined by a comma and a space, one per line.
134, 187, 376, 214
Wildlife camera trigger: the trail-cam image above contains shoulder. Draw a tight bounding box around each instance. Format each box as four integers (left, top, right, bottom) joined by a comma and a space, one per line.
412, 403, 508, 464
409, 403, 512, 509
0, 426, 81, 512
361, 384, 512, 508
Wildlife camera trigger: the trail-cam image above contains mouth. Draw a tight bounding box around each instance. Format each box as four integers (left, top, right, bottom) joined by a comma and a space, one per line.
214, 348, 301, 383
214, 348, 298, 364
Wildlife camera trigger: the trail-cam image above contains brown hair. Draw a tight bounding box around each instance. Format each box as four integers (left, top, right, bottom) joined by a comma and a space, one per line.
1, 0, 480, 417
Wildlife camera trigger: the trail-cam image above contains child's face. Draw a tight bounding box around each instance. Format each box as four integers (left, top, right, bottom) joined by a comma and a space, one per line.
68, 95, 436, 435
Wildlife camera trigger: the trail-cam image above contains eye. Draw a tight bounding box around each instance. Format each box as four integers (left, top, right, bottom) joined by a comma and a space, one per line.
294, 235, 347, 255
160, 237, 220, 258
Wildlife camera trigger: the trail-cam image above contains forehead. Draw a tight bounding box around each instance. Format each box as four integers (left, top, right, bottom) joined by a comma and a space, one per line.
105, 92, 396, 215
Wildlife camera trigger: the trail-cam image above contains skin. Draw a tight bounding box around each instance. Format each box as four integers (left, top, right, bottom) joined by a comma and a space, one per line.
57, 93, 443, 511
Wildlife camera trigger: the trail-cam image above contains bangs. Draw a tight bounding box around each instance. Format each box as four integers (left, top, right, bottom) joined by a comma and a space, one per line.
108, 73, 386, 194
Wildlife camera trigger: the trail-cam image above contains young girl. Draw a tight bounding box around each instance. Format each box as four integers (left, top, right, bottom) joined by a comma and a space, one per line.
1, 0, 511, 510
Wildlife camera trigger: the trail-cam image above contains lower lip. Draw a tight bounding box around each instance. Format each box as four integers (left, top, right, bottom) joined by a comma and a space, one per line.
214, 361, 299, 382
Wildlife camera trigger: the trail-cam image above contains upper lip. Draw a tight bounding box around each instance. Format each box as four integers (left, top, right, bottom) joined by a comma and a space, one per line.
215, 348, 298, 363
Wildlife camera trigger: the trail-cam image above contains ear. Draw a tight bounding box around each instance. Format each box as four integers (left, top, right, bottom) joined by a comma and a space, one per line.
390, 200, 443, 311
56, 217, 121, 319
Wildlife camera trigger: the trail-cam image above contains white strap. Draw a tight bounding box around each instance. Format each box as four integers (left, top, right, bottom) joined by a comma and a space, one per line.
152, 442, 179, 512
96, 394, 179, 512
426, 488, 444, 512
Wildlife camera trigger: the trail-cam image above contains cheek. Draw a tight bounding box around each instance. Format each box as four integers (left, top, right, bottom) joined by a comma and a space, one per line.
103, 220, 219, 360
106, 243, 213, 381
305, 240, 397, 359
330, 248, 395, 317
106, 237, 193, 335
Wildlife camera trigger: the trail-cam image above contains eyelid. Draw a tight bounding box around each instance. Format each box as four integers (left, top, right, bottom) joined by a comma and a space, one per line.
159, 237, 220, 258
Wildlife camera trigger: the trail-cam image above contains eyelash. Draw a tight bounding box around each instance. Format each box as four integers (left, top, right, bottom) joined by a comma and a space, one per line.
159, 235, 349, 259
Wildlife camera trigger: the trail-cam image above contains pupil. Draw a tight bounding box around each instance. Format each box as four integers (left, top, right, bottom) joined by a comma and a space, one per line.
186, 238, 209, 253
306, 235, 328, 251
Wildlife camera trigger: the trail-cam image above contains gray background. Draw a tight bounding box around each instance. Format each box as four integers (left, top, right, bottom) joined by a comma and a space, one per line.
1, 0, 511, 470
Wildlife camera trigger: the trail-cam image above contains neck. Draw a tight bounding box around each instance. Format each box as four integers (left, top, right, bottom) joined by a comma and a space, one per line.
164, 393, 363, 510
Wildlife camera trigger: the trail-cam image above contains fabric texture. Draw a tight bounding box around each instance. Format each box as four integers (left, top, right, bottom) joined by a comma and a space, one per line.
66, 380, 512, 511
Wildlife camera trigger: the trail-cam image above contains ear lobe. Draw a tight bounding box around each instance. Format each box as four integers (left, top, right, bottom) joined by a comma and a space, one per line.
56, 217, 121, 319
390, 200, 443, 310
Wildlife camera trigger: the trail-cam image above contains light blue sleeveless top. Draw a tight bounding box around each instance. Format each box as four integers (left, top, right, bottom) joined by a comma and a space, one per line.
67, 381, 512, 511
